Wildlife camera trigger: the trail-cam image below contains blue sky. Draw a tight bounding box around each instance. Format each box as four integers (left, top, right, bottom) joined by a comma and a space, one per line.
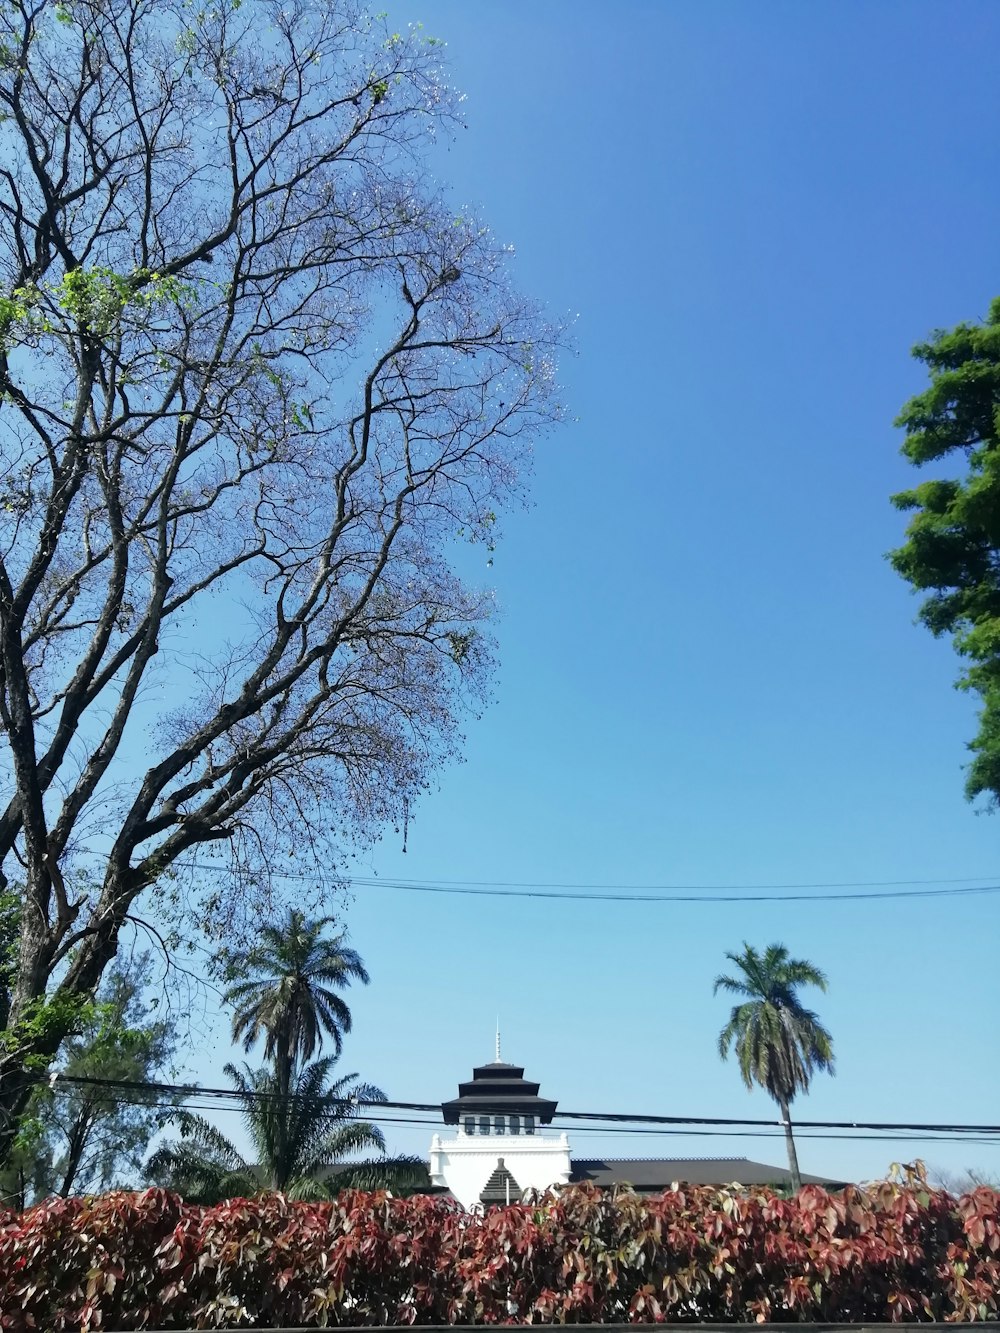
185, 1, 1000, 1185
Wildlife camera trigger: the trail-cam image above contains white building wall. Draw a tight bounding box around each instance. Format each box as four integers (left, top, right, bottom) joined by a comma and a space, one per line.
429, 1130, 572, 1211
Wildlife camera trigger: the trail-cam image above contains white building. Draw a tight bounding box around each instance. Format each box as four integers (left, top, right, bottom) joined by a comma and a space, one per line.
427, 1040, 835, 1209
429, 1043, 570, 1210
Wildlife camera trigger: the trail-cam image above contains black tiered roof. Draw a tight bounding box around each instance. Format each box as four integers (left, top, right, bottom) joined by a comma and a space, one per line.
441, 1061, 558, 1125
480, 1158, 523, 1205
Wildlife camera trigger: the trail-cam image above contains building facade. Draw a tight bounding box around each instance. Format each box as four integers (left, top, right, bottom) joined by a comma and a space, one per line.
429, 1048, 833, 1209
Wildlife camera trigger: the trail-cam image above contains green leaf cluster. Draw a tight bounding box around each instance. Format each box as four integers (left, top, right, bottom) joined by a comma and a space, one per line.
52, 266, 196, 334
0, 991, 97, 1070
0, 267, 196, 350
890, 298, 1000, 805
1, 959, 179, 1206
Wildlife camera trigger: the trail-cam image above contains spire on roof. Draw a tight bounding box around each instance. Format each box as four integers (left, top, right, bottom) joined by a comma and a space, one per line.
495, 1017, 501, 1063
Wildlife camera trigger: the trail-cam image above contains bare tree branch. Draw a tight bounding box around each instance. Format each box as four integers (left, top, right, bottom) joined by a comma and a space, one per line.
0, 0, 565, 1157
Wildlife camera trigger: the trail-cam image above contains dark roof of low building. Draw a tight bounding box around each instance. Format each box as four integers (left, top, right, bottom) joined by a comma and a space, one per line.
442, 1060, 558, 1125
569, 1157, 839, 1189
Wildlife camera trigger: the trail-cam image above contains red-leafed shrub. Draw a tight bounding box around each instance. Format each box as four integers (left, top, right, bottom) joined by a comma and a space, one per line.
0, 1188, 184, 1331
0, 1177, 997, 1329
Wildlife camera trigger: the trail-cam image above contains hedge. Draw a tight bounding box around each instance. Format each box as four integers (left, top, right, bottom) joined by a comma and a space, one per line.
0, 1175, 997, 1329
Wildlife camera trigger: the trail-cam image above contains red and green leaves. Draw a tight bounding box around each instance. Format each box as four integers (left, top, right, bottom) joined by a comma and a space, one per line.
0, 1176, 997, 1329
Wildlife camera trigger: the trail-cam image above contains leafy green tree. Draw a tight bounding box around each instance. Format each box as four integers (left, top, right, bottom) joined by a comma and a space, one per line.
890, 299, 1000, 806
714, 943, 835, 1192
148, 1056, 420, 1202
0, 0, 562, 1161
0, 957, 179, 1206
42, 962, 179, 1199
225, 911, 368, 1096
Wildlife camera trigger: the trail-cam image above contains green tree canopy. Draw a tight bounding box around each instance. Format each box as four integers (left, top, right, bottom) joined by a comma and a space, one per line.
148, 1056, 422, 1202
714, 942, 834, 1192
891, 298, 1000, 805
1, 956, 179, 1207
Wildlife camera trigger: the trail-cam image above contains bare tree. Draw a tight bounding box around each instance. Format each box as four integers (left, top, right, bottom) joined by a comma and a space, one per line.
929, 1166, 1000, 1195
0, 0, 563, 1159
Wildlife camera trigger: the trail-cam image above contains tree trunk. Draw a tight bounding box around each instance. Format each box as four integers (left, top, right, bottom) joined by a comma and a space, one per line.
58, 1107, 93, 1197
777, 1093, 802, 1193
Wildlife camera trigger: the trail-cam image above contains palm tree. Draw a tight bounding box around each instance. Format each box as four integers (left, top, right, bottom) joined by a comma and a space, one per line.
714, 942, 834, 1192
225, 909, 370, 1094
148, 1057, 419, 1202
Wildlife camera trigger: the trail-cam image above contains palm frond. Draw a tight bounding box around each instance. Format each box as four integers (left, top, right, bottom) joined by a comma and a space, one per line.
782, 959, 829, 991
175, 1113, 249, 1171
332, 1155, 431, 1196
285, 1174, 335, 1202
713, 973, 750, 997
224, 909, 370, 1073
714, 942, 835, 1104
299, 1119, 387, 1179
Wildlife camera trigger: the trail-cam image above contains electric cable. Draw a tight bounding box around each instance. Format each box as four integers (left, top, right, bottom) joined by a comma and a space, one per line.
183, 862, 1000, 904
56, 1073, 1000, 1138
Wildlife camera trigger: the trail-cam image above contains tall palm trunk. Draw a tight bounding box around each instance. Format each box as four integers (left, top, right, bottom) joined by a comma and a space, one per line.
269, 1026, 295, 1192
777, 1093, 801, 1192
274, 1011, 295, 1101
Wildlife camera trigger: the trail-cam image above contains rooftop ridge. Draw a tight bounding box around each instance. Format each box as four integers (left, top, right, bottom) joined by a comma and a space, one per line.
572, 1156, 752, 1164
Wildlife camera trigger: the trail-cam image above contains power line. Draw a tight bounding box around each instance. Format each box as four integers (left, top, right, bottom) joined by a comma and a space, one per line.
554, 1124, 1000, 1146
556, 1108, 1000, 1133
63, 1084, 1000, 1148
347, 872, 1000, 892
57, 1073, 1000, 1138
184, 862, 1000, 904
345, 880, 1000, 905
